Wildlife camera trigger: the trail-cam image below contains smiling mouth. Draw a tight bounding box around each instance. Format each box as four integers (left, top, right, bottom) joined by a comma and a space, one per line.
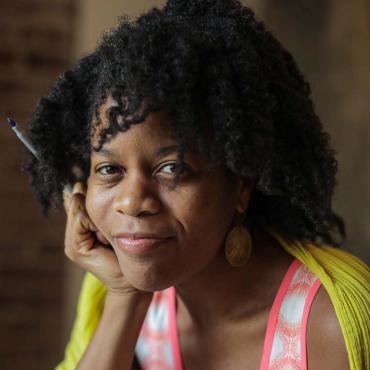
114, 236, 173, 255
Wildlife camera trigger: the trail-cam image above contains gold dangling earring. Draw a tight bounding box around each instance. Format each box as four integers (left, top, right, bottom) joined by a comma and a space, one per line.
225, 211, 252, 267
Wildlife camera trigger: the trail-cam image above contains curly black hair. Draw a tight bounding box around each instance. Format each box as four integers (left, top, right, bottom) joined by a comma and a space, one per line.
24, 0, 345, 247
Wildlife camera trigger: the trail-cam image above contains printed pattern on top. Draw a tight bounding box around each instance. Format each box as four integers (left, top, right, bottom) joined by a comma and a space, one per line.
264, 261, 321, 370
135, 259, 321, 370
135, 288, 175, 370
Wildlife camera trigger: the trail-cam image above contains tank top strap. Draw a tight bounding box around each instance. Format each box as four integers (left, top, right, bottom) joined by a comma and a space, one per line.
259, 259, 322, 370
136, 258, 321, 370
135, 287, 178, 370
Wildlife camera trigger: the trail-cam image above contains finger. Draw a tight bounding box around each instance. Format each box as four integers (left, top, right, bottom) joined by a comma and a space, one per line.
67, 211, 95, 255
73, 182, 86, 196
78, 210, 98, 235
69, 196, 99, 235
65, 208, 95, 255
64, 182, 83, 213
69, 193, 86, 217
96, 231, 110, 245
63, 191, 71, 213
71, 203, 110, 245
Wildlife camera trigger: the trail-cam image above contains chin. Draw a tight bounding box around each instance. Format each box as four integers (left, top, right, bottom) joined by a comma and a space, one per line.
128, 277, 174, 293
123, 266, 175, 292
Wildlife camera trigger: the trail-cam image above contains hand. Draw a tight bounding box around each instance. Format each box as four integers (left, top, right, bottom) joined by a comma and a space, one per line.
63, 182, 142, 296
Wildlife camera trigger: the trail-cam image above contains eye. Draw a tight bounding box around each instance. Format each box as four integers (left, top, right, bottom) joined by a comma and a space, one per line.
96, 164, 123, 176
156, 162, 188, 177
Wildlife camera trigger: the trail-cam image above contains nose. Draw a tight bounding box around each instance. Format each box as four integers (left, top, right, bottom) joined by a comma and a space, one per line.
112, 171, 161, 217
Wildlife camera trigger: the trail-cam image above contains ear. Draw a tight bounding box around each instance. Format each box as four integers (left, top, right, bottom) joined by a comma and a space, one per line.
235, 177, 255, 213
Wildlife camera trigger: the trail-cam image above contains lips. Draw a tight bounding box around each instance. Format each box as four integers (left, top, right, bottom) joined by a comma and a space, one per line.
114, 236, 172, 255
112, 232, 172, 239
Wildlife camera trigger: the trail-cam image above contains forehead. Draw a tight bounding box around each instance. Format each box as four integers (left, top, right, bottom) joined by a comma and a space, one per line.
88, 96, 230, 179
90, 95, 174, 149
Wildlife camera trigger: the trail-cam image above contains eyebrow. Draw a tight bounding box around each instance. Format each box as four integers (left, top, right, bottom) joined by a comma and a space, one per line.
93, 145, 180, 159
155, 145, 179, 158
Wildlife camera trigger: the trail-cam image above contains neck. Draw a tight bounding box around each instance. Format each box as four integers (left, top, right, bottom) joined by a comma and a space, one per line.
175, 222, 294, 331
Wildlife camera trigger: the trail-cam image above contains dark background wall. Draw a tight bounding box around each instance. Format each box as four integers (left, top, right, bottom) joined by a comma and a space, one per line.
0, 1, 75, 369
0, 1, 368, 369
260, 0, 370, 263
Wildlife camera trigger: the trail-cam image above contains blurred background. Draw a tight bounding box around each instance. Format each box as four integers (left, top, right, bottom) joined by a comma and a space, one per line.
0, 1, 369, 369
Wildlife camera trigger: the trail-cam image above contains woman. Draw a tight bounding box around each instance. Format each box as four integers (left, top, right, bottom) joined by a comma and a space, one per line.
25, 1, 369, 369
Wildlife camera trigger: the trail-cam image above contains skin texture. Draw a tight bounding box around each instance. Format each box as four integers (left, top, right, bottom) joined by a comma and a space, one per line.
86, 97, 247, 292
81, 98, 349, 369
307, 286, 350, 370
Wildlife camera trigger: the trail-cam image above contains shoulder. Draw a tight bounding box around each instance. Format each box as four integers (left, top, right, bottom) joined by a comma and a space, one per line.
306, 284, 350, 370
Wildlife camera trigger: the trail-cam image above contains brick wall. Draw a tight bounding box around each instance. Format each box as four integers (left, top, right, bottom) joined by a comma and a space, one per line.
0, 1, 75, 369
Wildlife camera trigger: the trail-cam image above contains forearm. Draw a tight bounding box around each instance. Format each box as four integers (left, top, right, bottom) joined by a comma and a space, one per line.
76, 292, 152, 370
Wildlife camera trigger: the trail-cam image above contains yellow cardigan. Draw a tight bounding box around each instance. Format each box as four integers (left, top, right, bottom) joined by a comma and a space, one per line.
55, 226, 370, 370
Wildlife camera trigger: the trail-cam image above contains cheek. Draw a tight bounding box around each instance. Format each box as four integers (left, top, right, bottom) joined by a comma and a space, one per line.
85, 185, 112, 234
173, 180, 237, 251
85, 173, 238, 251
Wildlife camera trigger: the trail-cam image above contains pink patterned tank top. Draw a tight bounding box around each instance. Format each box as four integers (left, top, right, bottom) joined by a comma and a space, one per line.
135, 259, 321, 370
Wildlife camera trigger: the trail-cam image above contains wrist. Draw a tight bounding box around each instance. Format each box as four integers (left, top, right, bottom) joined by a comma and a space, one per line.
105, 289, 153, 309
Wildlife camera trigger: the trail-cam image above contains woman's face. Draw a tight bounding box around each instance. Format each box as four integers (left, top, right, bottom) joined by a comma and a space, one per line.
86, 97, 251, 291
